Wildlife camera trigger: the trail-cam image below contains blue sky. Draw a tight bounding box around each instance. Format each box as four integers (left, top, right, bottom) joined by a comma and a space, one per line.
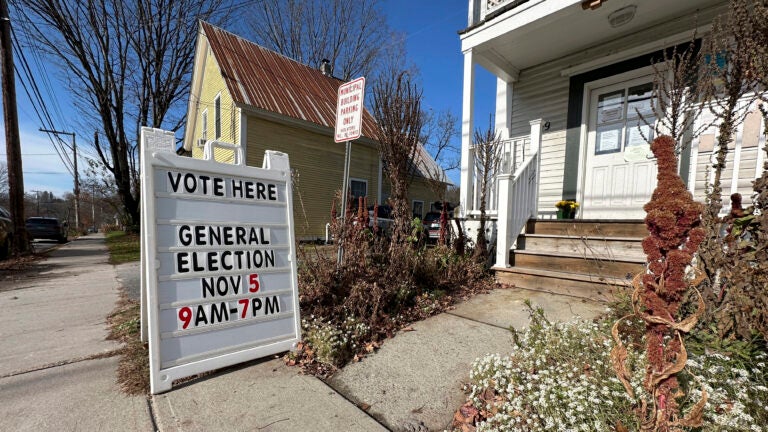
3, 0, 497, 197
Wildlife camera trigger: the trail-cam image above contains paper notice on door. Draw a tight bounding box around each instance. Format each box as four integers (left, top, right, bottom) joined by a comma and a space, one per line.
626, 123, 653, 147
596, 126, 621, 153
624, 143, 651, 162
598, 106, 623, 124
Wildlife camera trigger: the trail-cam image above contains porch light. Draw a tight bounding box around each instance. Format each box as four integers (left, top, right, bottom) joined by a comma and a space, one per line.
581, 0, 604, 10
608, 5, 637, 28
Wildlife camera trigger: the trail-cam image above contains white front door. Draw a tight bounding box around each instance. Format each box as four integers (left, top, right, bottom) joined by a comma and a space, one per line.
581, 76, 657, 219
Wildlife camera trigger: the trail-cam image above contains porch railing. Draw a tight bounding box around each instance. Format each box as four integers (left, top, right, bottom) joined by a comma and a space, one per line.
500, 136, 530, 175
467, 135, 530, 215
494, 119, 543, 268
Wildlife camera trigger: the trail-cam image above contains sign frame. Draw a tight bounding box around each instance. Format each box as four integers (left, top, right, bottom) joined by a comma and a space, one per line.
140, 129, 301, 394
334, 76, 365, 143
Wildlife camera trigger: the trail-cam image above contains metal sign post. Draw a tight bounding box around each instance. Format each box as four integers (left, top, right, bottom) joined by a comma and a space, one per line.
334, 77, 365, 266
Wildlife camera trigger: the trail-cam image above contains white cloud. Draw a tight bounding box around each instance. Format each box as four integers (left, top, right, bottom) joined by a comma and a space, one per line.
1, 121, 75, 197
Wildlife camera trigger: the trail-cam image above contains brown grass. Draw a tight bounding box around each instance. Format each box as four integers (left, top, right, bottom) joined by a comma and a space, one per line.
106, 294, 149, 395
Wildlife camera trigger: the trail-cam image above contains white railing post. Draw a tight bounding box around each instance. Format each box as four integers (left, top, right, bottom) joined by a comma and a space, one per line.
529, 119, 543, 216
494, 172, 513, 268
492, 118, 544, 269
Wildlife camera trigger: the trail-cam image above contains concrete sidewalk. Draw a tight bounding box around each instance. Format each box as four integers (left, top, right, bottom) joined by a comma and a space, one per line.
1, 234, 605, 431
0, 234, 154, 431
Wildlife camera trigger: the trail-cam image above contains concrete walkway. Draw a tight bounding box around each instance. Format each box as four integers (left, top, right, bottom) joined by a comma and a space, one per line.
1, 235, 606, 431
0, 234, 155, 431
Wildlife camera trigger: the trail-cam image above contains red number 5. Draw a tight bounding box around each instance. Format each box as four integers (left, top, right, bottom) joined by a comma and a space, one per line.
249, 273, 260, 293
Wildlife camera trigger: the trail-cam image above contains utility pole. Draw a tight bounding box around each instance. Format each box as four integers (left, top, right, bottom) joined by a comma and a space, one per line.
40, 128, 79, 232
1, 0, 29, 254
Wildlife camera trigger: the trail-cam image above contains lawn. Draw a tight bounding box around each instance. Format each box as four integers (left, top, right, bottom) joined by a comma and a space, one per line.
104, 231, 140, 264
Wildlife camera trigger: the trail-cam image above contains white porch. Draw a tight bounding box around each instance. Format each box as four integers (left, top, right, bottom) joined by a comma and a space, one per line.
458, 0, 734, 270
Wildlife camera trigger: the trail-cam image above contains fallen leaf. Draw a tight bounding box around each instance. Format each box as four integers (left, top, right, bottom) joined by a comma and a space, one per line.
459, 404, 479, 420
615, 420, 629, 432
358, 402, 371, 411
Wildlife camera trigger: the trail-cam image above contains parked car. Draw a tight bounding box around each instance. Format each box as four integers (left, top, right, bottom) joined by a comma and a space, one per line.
367, 205, 393, 234
422, 212, 442, 242
26, 217, 68, 243
0, 206, 13, 258
423, 211, 453, 243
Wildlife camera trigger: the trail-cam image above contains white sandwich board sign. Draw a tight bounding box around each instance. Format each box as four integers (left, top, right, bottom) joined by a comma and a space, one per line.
334, 76, 365, 143
140, 128, 301, 394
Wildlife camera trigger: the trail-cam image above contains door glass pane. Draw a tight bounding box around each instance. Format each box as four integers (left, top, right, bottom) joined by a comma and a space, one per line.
626, 83, 654, 147
596, 123, 622, 154
597, 90, 625, 124
626, 83, 653, 119
595, 90, 625, 154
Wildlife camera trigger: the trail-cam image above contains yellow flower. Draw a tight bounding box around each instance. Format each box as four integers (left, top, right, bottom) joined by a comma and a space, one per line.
555, 200, 579, 210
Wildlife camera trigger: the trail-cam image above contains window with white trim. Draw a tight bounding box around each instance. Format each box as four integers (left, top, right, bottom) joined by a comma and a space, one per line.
412, 200, 424, 219
350, 179, 367, 202
201, 110, 208, 142
214, 94, 221, 139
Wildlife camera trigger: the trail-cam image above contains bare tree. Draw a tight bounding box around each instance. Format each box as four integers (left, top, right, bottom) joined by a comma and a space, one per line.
14, 0, 229, 230
697, 0, 761, 283
472, 116, 502, 261
639, 37, 712, 148
422, 110, 460, 172
371, 70, 423, 251
247, 0, 389, 81
0, 162, 7, 197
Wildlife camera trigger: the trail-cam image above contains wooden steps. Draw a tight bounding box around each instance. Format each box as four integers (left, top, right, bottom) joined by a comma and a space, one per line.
494, 219, 648, 302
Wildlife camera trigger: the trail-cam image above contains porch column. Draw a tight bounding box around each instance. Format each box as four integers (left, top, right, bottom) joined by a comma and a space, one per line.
495, 77, 513, 140
468, 0, 480, 26
459, 48, 475, 218
493, 77, 514, 268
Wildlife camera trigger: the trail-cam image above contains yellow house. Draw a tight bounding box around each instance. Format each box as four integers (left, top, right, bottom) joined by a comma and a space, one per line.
183, 22, 447, 241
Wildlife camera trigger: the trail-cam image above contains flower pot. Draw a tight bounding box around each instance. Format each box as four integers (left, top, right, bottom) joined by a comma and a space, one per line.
556, 208, 571, 219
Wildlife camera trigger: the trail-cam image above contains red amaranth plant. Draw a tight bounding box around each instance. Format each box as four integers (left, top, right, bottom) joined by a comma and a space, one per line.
612, 135, 707, 431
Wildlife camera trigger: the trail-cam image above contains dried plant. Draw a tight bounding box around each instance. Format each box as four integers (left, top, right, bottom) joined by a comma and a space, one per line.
638, 36, 712, 149
697, 0, 762, 290
612, 135, 706, 431
689, 0, 768, 342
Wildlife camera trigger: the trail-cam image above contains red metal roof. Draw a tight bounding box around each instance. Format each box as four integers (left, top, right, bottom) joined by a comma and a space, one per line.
201, 22, 379, 140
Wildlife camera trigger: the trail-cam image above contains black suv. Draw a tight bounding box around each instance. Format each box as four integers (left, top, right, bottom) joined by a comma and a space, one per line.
26, 217, 68, 243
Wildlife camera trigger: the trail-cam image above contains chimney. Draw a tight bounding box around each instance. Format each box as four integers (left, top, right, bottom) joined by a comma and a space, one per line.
320, 59, 333, 77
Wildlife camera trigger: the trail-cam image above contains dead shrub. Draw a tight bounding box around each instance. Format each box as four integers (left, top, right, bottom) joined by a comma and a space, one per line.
294, 210, 494, 372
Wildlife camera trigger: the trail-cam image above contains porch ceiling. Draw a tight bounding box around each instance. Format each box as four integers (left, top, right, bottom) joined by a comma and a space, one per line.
462, 0, 725, 76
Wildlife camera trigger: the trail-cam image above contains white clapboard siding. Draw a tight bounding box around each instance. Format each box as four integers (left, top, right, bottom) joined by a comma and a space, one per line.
504, 3, 727, 213
688, 101, 766, 212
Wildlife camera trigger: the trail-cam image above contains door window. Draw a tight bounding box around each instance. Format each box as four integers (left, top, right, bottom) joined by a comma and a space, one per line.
594, 82, 655, 155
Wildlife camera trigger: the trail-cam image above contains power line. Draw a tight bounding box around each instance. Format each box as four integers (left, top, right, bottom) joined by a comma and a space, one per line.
9, 23, 75, 175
